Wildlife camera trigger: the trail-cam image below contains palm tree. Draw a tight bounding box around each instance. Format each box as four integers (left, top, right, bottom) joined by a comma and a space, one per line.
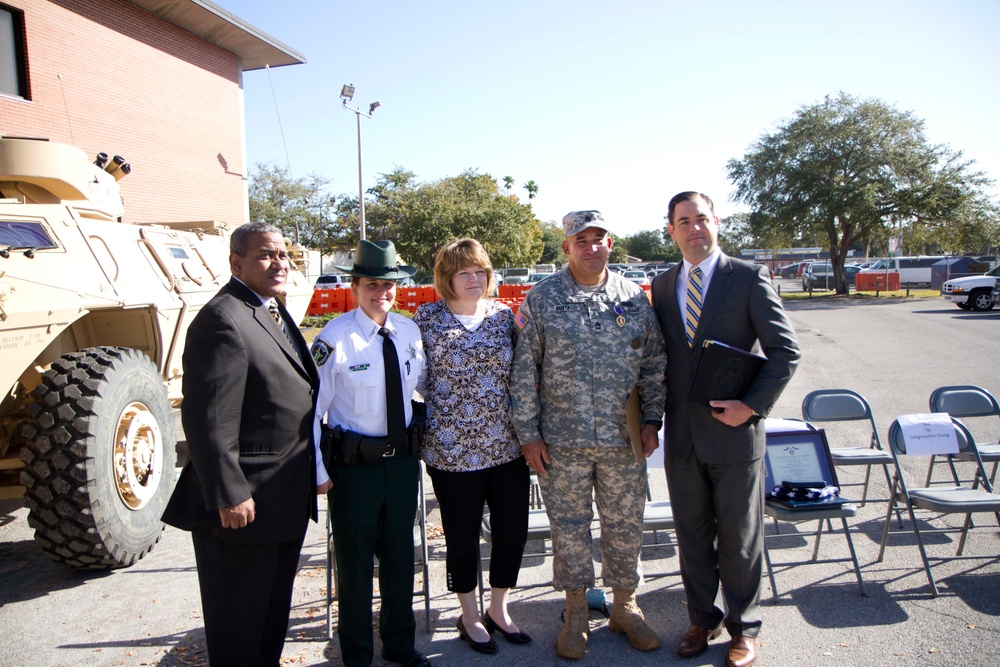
523, 180, 538, 200
503, 176, 515, 194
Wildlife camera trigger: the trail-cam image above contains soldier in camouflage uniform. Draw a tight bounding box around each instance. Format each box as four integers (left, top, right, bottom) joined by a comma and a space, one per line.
510, 210, 667, 659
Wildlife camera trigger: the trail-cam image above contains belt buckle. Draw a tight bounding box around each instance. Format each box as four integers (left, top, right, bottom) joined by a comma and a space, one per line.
383, 445, 396, 458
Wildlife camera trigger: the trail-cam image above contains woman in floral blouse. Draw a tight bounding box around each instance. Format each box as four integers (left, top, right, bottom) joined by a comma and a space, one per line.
413, 238, 531, 655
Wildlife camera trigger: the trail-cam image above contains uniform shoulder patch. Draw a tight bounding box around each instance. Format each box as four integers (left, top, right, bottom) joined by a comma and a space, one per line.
311, 339, 332, 366
514, 309, 529, 330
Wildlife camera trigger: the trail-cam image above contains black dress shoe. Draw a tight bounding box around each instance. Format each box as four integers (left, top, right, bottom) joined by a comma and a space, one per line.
381, 649, 433, 667
457, 616, 499, 654
483, 610, 533, 645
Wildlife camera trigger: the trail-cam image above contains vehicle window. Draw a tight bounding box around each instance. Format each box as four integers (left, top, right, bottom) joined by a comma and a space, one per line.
0, 221, 58, 249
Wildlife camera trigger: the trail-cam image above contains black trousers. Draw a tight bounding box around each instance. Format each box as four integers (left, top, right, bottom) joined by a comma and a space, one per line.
428, 456, 530, 593
191, 529, 305, 667
331, 454, 420, 667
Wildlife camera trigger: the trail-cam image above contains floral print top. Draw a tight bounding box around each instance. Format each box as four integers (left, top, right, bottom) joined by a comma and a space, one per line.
412, 299, 521, 472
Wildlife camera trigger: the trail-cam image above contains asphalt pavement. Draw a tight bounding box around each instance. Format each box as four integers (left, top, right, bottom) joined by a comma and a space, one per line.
2, 291, 999, 666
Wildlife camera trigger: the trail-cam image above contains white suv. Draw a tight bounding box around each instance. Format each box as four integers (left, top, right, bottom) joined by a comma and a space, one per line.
941, 265, 1000, 311
314, 274, 351, 290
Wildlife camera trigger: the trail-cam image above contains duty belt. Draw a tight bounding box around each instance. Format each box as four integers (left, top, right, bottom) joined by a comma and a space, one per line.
320, 402, 426, 468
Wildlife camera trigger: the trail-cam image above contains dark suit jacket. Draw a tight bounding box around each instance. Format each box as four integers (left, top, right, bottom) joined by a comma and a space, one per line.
651, 254, 800, 464
162, 278, 320, 544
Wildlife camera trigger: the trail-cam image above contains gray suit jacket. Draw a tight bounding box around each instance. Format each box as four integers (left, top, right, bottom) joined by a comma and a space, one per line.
651, 254, 800, 464
162, 278, 320, 543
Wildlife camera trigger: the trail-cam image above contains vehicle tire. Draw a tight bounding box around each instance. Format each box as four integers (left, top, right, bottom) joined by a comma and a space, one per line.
19, 347, 176, 569
970, 289, 994, 312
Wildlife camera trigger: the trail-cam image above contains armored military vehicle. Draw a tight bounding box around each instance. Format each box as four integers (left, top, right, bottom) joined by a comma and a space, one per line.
0, 137, 312, 569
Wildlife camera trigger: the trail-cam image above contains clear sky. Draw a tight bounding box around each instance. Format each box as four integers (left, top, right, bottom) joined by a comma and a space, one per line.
226, 0, 1000, 238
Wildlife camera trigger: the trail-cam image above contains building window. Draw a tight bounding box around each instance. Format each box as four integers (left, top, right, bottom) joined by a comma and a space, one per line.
1, 4, 28, 99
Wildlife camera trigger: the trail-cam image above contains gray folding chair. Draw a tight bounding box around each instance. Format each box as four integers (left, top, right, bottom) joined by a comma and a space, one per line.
801, 389, 894, 507
326, 461, 432, 638
761, 425, 866, 602
878, 416, 1000, 597
925, 385, 1000, 487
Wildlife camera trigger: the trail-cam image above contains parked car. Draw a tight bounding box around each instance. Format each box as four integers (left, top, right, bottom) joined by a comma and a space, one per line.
524, 272, 548, 284
795, 260, 816, 278
941, 265, 1000, 311
314, 274, 351, 289
777, 263, 799, 279
802, 262, 860, 290
417, 276, 435, 286
622, 270, 651, 286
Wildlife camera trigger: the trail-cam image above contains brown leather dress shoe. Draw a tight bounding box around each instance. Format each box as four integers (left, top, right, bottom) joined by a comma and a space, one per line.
725, 636, 757, 667
677, 624, 723, 658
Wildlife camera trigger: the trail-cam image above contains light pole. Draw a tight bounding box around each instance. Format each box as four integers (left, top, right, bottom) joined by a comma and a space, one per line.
340, 84, 380, 241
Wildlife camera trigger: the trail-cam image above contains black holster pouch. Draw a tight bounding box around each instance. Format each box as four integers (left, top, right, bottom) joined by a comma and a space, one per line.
321, 424, 363, 467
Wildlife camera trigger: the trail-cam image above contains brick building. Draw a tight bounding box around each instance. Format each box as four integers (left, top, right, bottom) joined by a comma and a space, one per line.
0, 0, 303, 226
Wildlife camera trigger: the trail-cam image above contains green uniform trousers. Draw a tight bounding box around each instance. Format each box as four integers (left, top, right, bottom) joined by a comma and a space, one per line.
331, 454, 419, 667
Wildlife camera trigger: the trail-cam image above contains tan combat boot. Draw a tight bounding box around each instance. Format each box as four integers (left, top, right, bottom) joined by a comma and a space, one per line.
608, 588, 660, 651
555, 588, 589, 659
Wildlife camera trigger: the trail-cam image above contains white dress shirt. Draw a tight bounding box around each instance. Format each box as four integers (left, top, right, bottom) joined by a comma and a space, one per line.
312, 308, 427, 450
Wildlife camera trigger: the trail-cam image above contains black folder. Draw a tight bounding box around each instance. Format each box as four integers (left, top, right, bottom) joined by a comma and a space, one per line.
688, 339, 766, 409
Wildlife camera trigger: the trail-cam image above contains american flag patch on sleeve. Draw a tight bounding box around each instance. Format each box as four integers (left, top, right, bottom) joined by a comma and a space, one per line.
514, 310, 528, 330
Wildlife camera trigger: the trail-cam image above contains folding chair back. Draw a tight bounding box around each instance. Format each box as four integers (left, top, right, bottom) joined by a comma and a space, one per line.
929, 385, 1000, 420
801, 389, 893, 505
925, 385, 1000, 486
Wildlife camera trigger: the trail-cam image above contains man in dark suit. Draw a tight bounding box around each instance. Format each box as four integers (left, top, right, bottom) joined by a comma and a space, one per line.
651, 192, 800, 667
162, 222, 330, 667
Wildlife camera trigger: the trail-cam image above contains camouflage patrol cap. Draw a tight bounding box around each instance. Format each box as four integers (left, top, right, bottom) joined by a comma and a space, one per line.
562, 210, 610, 237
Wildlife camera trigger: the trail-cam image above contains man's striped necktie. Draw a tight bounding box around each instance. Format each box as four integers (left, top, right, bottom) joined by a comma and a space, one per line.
684, 266, 703, 347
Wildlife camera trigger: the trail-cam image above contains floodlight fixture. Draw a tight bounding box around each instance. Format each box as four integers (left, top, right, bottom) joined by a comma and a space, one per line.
340, 84, 355, 101
369, 101, 381, 114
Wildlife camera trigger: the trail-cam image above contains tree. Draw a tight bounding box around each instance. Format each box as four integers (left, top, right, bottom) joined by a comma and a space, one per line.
608, 234, 628, 264
523, 180, 538, 200
717, 213, 755, 257
624, 229, 668, 262
539, 220, 568, 265
503, 175, 515, 195
248, 163, 339, 256
348, 169, 543, 271
728, 92, 999, 294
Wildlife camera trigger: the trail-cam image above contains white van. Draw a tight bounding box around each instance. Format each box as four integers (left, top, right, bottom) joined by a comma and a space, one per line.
503, 268, 531, 284
858, 256, 952, 286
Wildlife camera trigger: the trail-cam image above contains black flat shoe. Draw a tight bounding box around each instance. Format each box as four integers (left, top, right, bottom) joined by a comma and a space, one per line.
483, 610, 533, 645
457, 616, 499, 654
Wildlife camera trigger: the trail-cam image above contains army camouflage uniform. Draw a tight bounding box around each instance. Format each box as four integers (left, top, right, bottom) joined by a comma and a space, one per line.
510, 268, 666, 591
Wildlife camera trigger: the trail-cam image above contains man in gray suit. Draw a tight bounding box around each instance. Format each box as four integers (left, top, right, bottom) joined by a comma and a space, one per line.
651, 192, 799, 667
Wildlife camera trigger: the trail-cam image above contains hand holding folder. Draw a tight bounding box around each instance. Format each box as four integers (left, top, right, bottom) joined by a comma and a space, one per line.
688, 339, 766, 410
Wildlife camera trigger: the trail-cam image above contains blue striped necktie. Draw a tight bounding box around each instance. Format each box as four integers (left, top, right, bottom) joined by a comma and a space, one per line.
684, 266, 703, 347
